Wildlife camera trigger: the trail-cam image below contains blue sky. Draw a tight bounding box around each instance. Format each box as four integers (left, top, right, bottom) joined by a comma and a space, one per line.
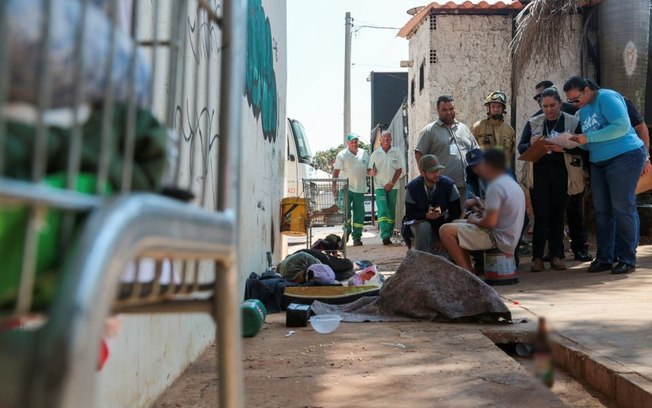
287, 0, 414, 152
286, 0, 507, 153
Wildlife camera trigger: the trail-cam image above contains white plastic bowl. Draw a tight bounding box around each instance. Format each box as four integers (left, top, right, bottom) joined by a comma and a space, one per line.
309, 315, 342, 334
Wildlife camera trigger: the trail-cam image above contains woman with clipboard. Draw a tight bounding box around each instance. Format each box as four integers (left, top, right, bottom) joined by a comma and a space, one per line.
518, 87, 584, 272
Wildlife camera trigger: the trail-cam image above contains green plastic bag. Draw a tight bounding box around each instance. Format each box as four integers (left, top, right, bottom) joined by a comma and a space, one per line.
0, 173, 110, 310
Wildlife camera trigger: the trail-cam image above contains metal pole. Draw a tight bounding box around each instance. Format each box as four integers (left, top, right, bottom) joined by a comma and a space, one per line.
343, 12, 351, 144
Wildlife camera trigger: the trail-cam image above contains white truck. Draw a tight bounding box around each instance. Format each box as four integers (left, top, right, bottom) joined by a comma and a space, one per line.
284, 117, 329, 197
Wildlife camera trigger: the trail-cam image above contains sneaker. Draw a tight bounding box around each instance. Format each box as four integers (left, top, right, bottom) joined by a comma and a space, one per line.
611, 262, 635, 275
573, 250, 593, 262
382, 237, 392, 246
587, 260, 612, 273
353, 239, 363, 247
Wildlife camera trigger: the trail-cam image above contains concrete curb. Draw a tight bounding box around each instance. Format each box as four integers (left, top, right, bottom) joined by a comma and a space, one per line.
483, 328, 652, 408
551, 336, 652, 408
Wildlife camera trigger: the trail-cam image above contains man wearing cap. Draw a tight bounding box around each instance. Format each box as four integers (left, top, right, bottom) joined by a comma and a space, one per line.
403, 154, 461, 253
332, 134, 369, 246
414, 95, 479, 201
471, 91, 516, 164
368, 131, 404, 245
465, 148, 487, 200
440, 148, 525, 272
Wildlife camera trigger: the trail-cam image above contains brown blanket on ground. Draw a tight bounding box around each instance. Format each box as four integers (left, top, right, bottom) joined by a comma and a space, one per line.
311, 249, 511, 323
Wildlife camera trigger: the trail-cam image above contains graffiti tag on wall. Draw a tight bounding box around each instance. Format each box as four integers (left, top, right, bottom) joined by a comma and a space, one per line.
245, 0, 278, 143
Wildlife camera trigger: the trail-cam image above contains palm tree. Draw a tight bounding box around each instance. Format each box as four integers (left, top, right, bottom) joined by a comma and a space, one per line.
510, 0, 582, 88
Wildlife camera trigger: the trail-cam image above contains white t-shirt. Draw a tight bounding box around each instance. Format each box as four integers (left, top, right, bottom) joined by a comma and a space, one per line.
484, 174, 525, 253
368, 147, 404, 190
333, 148, 370, 193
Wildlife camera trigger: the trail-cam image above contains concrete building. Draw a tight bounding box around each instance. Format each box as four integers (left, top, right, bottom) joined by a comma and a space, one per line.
398, 1, 582, 178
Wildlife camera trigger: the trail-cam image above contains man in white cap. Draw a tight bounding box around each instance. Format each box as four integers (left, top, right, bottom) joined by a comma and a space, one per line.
332, 133, 369, 246
368, 131, 404, 245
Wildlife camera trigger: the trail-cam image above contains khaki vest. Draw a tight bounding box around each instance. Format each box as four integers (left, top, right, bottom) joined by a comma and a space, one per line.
519, 112, 586, 195
471, 118, 516, 157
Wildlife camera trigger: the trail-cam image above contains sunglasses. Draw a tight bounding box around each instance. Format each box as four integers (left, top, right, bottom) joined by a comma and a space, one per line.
533, 94, 542, 102
566, 90, 584, 105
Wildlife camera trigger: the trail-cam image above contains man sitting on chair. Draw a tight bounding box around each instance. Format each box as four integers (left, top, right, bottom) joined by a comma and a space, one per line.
440, 148, 525, 272
403, 154, 461, 253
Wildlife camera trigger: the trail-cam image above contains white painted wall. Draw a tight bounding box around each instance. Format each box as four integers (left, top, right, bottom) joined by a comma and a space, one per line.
96, 1, 287, 406
407, 21, 431, 178
404, 13, 581, 178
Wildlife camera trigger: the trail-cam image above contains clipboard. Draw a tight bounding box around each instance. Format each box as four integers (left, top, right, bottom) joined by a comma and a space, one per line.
518, 139, 547, 162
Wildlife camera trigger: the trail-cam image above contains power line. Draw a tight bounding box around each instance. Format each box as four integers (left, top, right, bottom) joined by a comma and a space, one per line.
352, 24, 402, 35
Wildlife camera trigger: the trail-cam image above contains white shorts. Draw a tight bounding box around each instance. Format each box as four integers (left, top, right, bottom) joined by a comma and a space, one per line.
455, 222, 496, 251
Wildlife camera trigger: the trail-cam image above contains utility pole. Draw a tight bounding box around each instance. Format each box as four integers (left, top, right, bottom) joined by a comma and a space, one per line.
343, 12, 352, 144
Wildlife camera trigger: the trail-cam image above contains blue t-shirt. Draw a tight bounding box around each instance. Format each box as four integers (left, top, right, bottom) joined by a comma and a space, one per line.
579, 89, 643, 163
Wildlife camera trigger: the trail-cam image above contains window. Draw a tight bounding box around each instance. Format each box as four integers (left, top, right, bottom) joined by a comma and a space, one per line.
290, 119, 313, 163
430, 49, 438, 64
419, 60, 425, 92
410, 79, 415, 105
430, 13, 437, 30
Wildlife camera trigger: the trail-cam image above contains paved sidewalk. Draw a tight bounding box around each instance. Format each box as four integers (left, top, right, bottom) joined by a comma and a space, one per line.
154, 316, 564, 408
155, 226, 652, 407
495, 245, 652, 382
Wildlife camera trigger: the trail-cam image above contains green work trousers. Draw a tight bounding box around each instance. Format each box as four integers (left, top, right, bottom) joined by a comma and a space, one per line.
339, 190, 365, 241
375, 188, 397, 239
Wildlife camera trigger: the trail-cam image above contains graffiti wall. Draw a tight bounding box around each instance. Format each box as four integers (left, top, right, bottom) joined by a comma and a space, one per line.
238, 0, 287, 284
96, 1, 287, 406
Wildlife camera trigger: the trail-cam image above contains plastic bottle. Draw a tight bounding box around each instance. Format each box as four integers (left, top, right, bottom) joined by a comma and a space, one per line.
533, 317, 554, 388
241, 299, 267, 338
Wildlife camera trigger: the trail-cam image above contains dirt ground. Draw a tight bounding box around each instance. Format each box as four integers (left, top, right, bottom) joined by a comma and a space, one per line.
154, 316, 564, 408
154, 226, 618, 408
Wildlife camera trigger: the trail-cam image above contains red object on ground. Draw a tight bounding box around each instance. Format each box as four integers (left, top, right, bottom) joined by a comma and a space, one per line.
513, 301, 520, 305
98, 338, 109, 371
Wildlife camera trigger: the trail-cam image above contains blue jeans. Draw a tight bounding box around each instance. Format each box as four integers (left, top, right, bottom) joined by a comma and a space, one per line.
590, 146, 646, 265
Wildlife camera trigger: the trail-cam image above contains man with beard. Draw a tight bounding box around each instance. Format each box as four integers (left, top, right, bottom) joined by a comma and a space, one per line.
402, 154, 461, 253
415, 95, 479, 201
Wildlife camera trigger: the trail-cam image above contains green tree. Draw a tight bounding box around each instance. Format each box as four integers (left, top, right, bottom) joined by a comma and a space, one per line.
313, 141, 371, 174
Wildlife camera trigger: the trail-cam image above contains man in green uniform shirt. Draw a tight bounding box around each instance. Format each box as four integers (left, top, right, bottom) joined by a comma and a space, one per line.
332, 133, 369, 246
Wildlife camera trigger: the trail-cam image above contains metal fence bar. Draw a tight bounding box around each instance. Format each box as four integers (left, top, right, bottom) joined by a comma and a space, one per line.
16, 0, 55, 316
148, 0, 160, 109
32, 0, 54, 182
172, 0, 189, 186
0, 0, 10, 176
60, 0, 90, 253
120, 0, 141, 192
216, 1, 247, 406
97, 0, 117, 194
67, 0, 89, 189
200, 9, 214, 206
38, 194, 236, 408
188, 4, 202, 191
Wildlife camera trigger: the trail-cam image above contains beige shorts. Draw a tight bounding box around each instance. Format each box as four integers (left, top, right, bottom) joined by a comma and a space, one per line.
455, 222, 496, 251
